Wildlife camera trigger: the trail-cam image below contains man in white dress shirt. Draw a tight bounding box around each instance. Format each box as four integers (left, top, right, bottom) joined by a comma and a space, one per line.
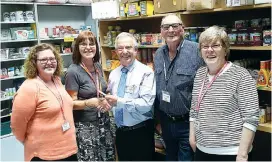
105, 32, 156, 161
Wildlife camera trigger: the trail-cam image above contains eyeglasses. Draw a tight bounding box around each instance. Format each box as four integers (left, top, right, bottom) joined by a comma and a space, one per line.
79, 43, 96, 48
161, 23, 182, 31
116, 45, 134, 52
201, 44, 222, 51
37, 57, 57, 64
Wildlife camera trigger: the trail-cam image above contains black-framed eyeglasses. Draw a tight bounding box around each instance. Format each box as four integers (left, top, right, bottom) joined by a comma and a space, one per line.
37, 57, 57, 64
161, 23, 182, 31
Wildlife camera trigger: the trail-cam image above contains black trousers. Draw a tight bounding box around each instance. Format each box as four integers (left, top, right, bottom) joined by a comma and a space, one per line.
194, 147, 252, 161
31, 154, 77, 161
115, 119, 155, 161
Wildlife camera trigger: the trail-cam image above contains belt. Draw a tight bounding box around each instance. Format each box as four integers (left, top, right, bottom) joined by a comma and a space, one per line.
165, 113, 189, 122
117, 119, 151, 132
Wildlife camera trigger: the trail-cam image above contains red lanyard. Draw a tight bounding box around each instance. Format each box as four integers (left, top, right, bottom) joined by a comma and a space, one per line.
37, 76, 66, 121
196, 62, 228, 111
80, 62, 101, 98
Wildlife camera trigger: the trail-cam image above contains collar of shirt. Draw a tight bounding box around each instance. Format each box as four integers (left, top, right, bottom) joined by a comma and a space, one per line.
162, 39, 184, 57
120, 59, 137, 73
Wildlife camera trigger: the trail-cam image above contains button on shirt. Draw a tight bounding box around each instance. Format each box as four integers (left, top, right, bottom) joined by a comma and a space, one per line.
108, 60, 156, 127
154, 40, 205, 116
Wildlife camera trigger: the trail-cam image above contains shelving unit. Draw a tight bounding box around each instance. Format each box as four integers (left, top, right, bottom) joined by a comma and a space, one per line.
0, 3, 96, 146
98, 3, 271, 158
1, 76, 25, 81
0, 21, 36, 24
258, 122, 272, 133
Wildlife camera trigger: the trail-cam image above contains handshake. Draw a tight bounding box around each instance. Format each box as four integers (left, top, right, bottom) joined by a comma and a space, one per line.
85, 90, 118, 113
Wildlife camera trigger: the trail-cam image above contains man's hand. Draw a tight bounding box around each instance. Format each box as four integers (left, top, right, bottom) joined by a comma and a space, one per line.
97, 99, 112, 112
105, 95, 118, 106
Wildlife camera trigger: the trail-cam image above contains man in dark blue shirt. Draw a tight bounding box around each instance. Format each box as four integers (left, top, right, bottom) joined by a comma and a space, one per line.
154, 14, 204, 161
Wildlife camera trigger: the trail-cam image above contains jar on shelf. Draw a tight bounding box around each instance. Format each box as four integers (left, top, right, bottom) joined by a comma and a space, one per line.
107, 26, 113, 46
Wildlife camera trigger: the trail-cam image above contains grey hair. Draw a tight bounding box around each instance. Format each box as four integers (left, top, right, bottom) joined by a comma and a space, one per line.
199, 25, 230, 60
114, 32, 138, 49
161, 13, 183, 25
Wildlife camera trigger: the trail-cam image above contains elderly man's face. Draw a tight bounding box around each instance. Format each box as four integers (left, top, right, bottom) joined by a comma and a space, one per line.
116, 36, 137, 67
161, 15, 184, 44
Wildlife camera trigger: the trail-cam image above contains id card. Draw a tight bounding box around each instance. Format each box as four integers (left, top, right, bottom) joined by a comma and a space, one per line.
162, 90, 170, 103
62, 121, 70, 132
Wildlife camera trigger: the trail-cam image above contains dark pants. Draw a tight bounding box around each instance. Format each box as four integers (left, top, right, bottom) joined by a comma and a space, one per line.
160, 111, 193, 161
31, 154, 78, 161
195, 147, 253, 161
115, 119, 155, 161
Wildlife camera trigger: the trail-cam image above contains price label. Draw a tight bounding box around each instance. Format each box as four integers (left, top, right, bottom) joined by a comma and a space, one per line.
64, 37, 74, 42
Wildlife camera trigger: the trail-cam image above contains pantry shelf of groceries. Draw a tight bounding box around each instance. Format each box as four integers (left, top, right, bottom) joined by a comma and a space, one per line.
97, 0, 271, 139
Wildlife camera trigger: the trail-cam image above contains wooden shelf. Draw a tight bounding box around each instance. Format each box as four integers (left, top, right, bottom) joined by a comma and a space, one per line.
101, 44, 162, 48
258, 122, 272, 133
182, 4, 271, 14
99, 4, 271, 21
230, 46, 271, 51
257, 87, 272, 91
103, 68, 112, 72
100, 13, 167, 22
101, 44, 270, 51
155, 147, 166, 155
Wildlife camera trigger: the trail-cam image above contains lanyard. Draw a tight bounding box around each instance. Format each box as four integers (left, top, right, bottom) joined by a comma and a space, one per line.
196, 62, 228, 111
37, 76, 66, 121
80, 62, 101, 98
163, 40, 184, 85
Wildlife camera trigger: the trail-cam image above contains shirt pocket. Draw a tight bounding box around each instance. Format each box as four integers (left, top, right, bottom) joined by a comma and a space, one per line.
174, 68, 195, 91
155, 68, 163, 88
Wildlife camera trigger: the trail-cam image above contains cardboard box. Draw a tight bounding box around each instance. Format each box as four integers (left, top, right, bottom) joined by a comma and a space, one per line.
231, 0, 253, 6
154, 0, 186, 14
187, 0, 225, 10
255, 0, 271, 4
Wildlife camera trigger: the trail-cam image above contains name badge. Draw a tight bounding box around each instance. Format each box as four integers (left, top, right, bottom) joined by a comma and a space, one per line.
162, 90, 170, 103
62, 121, 70, 132
126, 85, 136, 94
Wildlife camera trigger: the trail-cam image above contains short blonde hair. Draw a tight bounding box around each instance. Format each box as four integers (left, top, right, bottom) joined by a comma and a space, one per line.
24, 43, 63, 79
199, 26, 230, 60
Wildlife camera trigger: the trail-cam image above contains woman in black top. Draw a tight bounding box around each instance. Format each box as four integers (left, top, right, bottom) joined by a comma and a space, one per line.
65, 31, 115, 161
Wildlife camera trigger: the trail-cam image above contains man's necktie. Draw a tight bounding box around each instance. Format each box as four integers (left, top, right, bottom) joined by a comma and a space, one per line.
115, 67, 128, 127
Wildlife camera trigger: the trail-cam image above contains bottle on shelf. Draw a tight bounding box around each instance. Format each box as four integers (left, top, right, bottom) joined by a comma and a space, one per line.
257, 60, 269, 88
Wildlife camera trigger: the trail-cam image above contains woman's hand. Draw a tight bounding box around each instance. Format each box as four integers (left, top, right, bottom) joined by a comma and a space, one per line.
189, 121, 196, 152
97, 98, 112, 112
236, 154, 248, 162
189, 136, 196, 152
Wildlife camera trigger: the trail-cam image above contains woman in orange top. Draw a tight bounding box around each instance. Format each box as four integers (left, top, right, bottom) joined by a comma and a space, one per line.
11, 43, 78, 161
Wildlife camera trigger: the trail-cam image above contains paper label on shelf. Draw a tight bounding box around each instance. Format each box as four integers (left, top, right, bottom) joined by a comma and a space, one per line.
64, 37, 74, 42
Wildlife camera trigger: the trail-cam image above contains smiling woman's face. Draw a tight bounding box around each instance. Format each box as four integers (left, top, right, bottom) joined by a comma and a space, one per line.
36, 49, 57, 77
200, 40, 226, 67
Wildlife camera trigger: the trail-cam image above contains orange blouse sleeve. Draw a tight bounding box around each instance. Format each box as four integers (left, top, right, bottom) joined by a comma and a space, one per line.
11, 80, 38, 143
